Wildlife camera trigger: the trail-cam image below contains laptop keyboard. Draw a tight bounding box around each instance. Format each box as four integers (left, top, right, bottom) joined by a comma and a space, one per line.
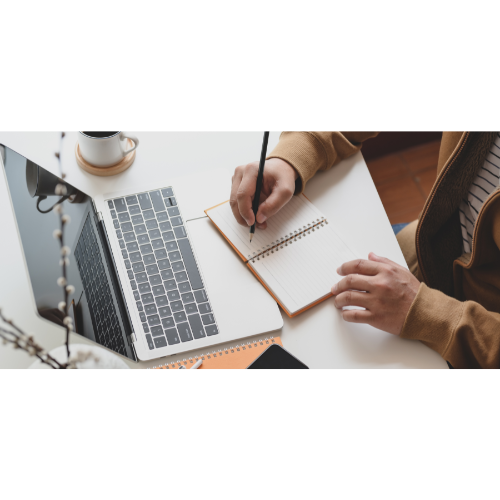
107, 187, 219, 351
74, 215, 127, 356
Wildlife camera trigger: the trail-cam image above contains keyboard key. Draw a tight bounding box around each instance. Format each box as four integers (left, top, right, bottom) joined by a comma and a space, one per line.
119, 239, 126, 249
148, 314, 161, 326
168, 206, 180, 217
174, 226, 187, 239
152, 284, 165, 296
181, 292, 195, 304
121, 222, 133, 233
130, 280, 137, 290
162, 188, 174, 198
149, 274, 162, 286
146, 264, 159, 275
122, 250, 129, 259
135, 224, 147, 235
113, 198, 127, 212
171, 216, 183, 226
116, 230, 122, 239
107, 200, 114, 209
165, 328, 180, 344
174, 311, 187, 323
194, 289, 208, 303
159, 221, 172, 232
143, 254, 156, 265
185, 303, 198, 315
133, 291, 140, 301
143, 209, 155, 220
135, 272, 148, 283
170, 197, 177, 206
178, 281, 191, 293
118, 212, 130, 223
129, 251, 142, 263
177, 322, 193, 342
139, 282, 151, 294
129, 205, 141, 215
205, 324, 218, 336
202, 313, 215, 325
151, 238, 164, 250
161, 269, 174, 280
158, 259, 171, 270
178, 238, 204, 290
149, 190, 166, 212
141, 293, 154, 304
124, 259, 131, 269
136, 301, 143, 311
188, 314, 206, 339
154, 249, 168, 261
198, 302, 211, 314
162, 317, 175, 329
149, 230, 161, 241
132, 262, 145, 273
156, 295, 168, 306
127, 241, 139, 252
165, 241, 178, 251
175, 271, 188, 282
127, 269, 134, 279
171, 300, 183, 312
138, 193, 152, 210
113, 219, 120, 229
169, 251, 181, 262
151, 325, 163, 337
139, 312, 146, 322
124, 232, 136, 243
137, 234, 150, 245
140, 244, 153, 255
162, 231, 175, 242
167, 290, 180, 301
158, 306, 172, 318
126, 195, 138, 205
145, 334, 154, 349
172, 261, 185, 272
145, 303, 157, 315
131, 214, 144, 225
143, 323, 150, 333
154, 336, 167, 348
157, 211, 168, 222
146, 218, 158, 230
164, 279, 177, 291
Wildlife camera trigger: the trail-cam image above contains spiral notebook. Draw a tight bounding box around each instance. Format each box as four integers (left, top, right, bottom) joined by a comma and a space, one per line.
152, 336, 282, 369
205, 194, 357, 317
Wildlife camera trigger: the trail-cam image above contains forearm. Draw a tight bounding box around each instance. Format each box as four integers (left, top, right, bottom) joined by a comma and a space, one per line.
401, 283, 500, 368
267, 132, 378, 193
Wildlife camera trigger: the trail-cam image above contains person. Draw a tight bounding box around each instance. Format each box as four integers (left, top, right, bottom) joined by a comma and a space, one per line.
230, 132, 500, 369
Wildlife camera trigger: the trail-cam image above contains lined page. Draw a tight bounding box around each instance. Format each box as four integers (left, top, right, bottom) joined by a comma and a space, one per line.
206, 195, 324, 259
251, 225, 356, 315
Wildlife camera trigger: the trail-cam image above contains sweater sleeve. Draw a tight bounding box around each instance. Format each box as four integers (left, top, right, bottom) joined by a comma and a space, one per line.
267, 132, 379, 193
400, 283, 500, 368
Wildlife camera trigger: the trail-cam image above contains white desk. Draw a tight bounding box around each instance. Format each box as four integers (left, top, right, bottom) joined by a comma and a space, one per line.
0, 132, 446, 368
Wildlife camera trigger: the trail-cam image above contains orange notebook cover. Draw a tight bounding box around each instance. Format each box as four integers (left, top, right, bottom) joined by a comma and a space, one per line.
152, 336, 282, 369
204, 197, 356, 318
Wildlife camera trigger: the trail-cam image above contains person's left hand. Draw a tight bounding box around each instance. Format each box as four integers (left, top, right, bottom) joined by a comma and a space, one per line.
331, 252, 420, 335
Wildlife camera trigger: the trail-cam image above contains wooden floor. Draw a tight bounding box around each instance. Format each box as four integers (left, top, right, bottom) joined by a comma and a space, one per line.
365, 140, 441, 224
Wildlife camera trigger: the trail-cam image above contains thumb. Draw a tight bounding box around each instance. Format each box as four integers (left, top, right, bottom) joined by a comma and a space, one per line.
368, 252, 404, 269
256, 185, 294, 223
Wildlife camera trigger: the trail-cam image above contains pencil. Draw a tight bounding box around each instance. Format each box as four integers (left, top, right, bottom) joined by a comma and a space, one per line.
250, 131, 269, 242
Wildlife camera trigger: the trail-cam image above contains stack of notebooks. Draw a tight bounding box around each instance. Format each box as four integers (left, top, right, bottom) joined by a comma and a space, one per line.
205, 194, 356, 317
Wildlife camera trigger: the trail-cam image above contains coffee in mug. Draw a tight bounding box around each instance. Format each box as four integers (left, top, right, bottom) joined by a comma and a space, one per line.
78, 131, 139, 167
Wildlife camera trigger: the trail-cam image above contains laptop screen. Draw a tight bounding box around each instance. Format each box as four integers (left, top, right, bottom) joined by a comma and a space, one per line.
2, 145, 135, 360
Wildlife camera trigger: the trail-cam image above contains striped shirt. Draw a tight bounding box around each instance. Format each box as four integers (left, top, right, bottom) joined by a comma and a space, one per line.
459, 133, 500, 253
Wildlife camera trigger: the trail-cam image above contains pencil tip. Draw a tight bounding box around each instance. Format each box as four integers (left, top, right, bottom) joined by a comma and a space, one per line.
249, 233, 253, 242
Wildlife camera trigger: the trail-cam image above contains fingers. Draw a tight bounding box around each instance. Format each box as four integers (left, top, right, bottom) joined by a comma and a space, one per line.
229, 167, 247, 226
256, 182, 294, 223
331, 274, 373, 295
368, 252, 405, 270
333, 290, 371, 309
236, 164, 260, 226
341, 309, 374, 324
337, 258, 382, 277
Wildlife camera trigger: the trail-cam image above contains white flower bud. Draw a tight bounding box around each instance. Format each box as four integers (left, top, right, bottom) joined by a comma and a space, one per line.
61, 215, 71, 224
61, 246, 71, 256
63, 316, 73, 326
66, 285, 75, 295
57, 277, 67, 287
58, 301, 66, 312
53, 229, 62, 239
54, 204, 62, 214
55, 184, 67, 196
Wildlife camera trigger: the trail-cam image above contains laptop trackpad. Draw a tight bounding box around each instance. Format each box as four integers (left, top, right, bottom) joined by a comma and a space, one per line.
186, 217, 283, 342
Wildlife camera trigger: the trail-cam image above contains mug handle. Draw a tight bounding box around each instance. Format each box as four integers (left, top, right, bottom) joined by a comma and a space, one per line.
120, 132, 139, 157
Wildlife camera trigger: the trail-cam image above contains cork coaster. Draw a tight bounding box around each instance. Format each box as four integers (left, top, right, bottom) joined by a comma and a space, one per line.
75, 139, 136, 176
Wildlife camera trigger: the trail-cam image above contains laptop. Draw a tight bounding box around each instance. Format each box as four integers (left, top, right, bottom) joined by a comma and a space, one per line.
1, 143, 283, 362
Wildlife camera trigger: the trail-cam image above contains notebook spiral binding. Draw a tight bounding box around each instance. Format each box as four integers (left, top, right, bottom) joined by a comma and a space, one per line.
244, 217, 328, 264
150, 336, 277, 369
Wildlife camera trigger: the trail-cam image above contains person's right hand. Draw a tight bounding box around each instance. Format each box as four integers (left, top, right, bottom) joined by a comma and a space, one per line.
230, 158, 298, 229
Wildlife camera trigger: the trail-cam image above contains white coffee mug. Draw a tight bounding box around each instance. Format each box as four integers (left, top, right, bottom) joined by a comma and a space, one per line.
78, 131, 139, 167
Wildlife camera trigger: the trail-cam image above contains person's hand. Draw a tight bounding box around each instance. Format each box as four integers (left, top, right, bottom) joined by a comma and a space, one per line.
331, 252, 420, 335
230, 158, 298, 229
